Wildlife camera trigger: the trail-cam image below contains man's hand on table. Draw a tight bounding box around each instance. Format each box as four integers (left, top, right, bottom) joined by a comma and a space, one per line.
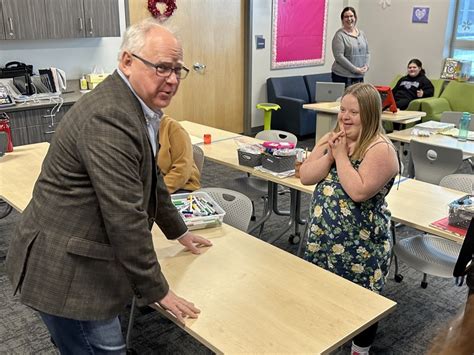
178, 231, 212, 254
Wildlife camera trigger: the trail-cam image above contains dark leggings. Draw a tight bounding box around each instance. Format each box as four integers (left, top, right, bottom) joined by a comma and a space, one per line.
353, 322, 379, 347
331, 72, 364, 88
395, 98, 411, 110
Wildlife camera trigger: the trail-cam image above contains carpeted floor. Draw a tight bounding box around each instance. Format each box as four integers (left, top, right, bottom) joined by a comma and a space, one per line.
0, 137, 471, 354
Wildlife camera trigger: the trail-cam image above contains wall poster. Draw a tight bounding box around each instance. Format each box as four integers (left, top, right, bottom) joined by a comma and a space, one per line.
271, 0, 328, 69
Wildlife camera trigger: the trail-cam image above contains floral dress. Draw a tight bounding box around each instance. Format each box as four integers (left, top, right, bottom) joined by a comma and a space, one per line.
304, 160, 394, 293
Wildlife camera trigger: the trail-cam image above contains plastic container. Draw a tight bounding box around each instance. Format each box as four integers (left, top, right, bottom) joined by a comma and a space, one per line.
262, 154, 296, 173
458, 112, 471, 142
237, 149, 262, 167
448, 195, 474, 229
171, 191, 226, 230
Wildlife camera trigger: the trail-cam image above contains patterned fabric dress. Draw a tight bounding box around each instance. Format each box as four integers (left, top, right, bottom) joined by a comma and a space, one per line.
304, 160, 394, 293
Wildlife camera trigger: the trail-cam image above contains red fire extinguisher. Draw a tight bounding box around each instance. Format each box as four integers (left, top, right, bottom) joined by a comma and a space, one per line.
0, 113, 13, 152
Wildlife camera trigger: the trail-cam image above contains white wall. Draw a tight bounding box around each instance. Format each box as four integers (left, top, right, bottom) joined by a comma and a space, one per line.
0, 1, 127, 80
357, 0, 454, 85
250, 0, 345, 127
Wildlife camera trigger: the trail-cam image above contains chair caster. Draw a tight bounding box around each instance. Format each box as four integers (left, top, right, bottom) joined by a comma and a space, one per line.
126, 349, 138, 355
421, 281, 428, 289
251, 215, 256, 221
394, 274, 403, 283
289, 233, 300, 245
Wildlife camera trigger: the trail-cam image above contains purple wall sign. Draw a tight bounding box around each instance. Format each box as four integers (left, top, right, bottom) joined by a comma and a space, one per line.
412, 7, 430, 24
272, 0, 328, 69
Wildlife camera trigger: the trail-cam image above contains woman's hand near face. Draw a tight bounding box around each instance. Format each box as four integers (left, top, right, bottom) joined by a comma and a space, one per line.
329, 130, 349, 161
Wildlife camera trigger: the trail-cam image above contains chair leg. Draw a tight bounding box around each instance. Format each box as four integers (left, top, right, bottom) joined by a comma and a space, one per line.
391, 221, 404, 283
421, 273, 428, 289
125, 297, 137, 351
258, 198, 269, 238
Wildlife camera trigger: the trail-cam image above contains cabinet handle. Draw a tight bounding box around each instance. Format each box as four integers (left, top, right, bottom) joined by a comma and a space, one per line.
89, 18, 93, 35
79, 18, 83, 31
8, 18, 14, 36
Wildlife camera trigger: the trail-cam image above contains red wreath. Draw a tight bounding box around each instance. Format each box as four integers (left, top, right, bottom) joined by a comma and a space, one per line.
148, 0, 177, 18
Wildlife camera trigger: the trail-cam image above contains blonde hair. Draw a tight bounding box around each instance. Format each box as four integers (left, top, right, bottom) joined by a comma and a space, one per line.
334, 83, 385, 160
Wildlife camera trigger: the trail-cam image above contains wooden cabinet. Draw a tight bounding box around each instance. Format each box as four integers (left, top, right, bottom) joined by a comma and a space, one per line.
44, 0, 120, 39
1, 0, 48, 40
0, 0, 119, 40
8, 104, 72, 146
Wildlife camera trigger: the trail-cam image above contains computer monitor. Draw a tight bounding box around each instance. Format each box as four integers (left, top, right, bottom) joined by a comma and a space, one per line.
315, 82, 345, 102
375, 85, 398, 113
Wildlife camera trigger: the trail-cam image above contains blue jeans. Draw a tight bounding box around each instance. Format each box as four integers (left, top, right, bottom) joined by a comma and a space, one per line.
39, 311, 126, 354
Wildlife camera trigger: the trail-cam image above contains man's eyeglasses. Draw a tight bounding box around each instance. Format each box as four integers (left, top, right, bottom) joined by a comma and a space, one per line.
132, 53, 189, 80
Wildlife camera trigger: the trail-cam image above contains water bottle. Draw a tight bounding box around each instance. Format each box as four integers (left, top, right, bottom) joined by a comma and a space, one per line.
458, 112, 471, 142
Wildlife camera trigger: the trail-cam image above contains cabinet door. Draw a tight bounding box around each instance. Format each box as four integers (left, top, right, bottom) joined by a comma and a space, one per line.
44, 0, 85, 38
84, 0, 120, 38
2, 0, 48, 40
0, 3, 5, 40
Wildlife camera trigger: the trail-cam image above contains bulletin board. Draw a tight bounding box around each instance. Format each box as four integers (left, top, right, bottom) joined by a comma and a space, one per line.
271, 0, 328, 69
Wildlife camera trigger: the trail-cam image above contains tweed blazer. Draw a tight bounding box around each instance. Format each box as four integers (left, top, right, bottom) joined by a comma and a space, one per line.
6, 71, 188, 321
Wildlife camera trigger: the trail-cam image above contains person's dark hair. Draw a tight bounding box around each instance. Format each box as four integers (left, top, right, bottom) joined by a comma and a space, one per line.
408, 58, 426, 76
340, 7, 357, 22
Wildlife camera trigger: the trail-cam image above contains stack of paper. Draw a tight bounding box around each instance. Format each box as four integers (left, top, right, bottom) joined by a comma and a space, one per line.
415, 121, 455, 133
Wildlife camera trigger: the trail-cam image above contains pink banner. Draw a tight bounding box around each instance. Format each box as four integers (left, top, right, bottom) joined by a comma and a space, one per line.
272, 0, 328, 69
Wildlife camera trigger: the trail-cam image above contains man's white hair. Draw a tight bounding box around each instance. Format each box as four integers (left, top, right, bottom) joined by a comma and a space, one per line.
118, 18, 179, 60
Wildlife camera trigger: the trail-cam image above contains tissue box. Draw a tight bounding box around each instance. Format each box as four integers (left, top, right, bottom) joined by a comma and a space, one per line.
448, 195, 474, 229
86, 73, 110, 90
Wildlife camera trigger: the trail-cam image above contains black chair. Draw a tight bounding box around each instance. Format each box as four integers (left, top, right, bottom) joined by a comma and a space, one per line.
266, 76, 315, 137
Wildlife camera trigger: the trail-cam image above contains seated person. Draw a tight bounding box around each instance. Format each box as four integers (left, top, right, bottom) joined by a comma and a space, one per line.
157, 116, 201, 194
392, 58, 434, 110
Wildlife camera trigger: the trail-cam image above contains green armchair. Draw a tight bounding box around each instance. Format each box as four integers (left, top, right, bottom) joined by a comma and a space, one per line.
420, 81, 474, 121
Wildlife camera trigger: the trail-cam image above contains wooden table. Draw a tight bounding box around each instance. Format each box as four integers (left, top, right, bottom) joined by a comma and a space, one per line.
387, 127, 474, 157
179, 120, 242, 144
151, 223, 396, 354
180, 128, 466, 244
0, 142, 49, 212
0, 142, 397, 354
303, 102, 427, 143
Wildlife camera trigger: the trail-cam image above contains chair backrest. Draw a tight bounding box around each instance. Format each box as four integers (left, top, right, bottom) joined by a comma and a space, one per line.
199, 187, 253, 232
255, 129, 298, 144
441, 111, 474, 131
0, 132, 7, 157
439, 174, 474, 193
411, 140, 464, 185
192, 145, 205, 173
440, 81, 474, 113
266, 76, 309, 103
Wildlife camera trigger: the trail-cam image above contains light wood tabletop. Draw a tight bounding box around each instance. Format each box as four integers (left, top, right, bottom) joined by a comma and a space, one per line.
151, 222, 396, 354
0, 142, 49, 212
303, 102, 426, 143
387, 128, 474, 157
184, 134, 467, 244
0, 142, 396, 354
179, 120, 242, 144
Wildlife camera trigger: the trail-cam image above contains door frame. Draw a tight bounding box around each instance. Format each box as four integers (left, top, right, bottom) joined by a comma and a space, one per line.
123, 0, 252, 135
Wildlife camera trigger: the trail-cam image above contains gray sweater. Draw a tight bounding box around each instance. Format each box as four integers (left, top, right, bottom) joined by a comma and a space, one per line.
331, 28, 370, 78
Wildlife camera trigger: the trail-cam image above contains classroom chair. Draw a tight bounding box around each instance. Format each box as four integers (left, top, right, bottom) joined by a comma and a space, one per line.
393, 173, 473, 288
223, 130, 297, 237
410, 140, 464, 185
199, 187, 253, 232
192, 144, 205, 173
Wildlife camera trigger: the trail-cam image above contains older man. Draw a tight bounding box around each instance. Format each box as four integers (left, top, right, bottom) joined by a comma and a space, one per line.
6, 19, 211, 353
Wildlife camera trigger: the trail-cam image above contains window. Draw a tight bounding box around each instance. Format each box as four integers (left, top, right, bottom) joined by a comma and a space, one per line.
451, 0, 474, 78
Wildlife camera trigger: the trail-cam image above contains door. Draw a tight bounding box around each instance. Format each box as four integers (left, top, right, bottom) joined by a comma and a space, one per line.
2, 0, 48, 40
0, 5, 5, 40
127, 0, 244, 133
44, 0, 85, 38
83, 0, 120, 37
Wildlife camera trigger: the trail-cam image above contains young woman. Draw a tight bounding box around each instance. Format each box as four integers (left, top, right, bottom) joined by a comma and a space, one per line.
392, 58, 434, 110
331, 7, 370, 87
300, 83, 399, 355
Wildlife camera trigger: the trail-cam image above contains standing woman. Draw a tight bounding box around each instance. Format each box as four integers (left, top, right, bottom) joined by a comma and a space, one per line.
392, 58, 434, 110
299, 83, 398, 355
331, 7, 370, 87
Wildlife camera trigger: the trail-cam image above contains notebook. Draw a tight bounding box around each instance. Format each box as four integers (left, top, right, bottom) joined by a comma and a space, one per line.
315, 82, 345, 103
